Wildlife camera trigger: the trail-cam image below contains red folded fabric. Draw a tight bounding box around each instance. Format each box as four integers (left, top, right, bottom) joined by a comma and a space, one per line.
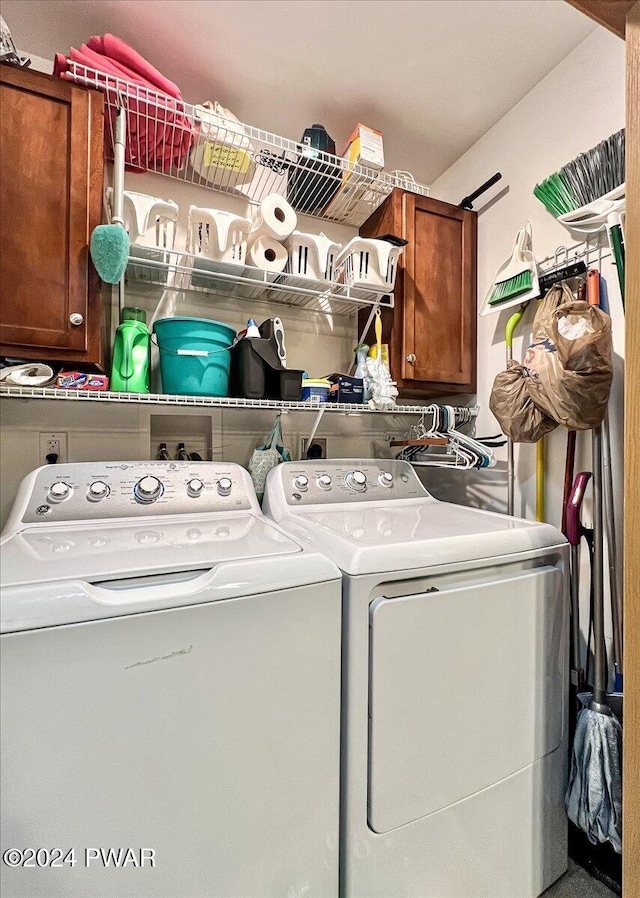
54, 35, 193, 174
88, 34, 181, 99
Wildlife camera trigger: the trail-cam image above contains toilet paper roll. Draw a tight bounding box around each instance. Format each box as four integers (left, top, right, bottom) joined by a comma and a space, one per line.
248, 235, 288, 273
250, 193, 297, 242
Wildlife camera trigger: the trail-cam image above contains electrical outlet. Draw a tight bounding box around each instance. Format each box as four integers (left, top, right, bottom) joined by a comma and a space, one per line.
39, 432, 68, 465
300, 437, 327, 460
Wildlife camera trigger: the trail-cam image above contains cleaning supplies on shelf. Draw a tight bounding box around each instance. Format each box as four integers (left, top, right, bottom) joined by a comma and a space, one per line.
56, 372, 109, 390
189, 101, 255, 187
354, 344, 371, 402
153, 317, 236, 397
363, 309, 398, 409
287, 124, 341, 214
479, 222, 539, 316
327, 373, 364, 403
111, 307, 151, 394
55, 33, 193, 173
229, 318, 302, 401
301, 378, 332, 403
90, 106, 129, 285
250, 193, 297, 243
342, 123, 384, 172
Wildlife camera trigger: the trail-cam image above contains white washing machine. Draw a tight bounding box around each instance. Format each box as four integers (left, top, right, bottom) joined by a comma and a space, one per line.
263, 458, 569, 898
0, 461, 342, 898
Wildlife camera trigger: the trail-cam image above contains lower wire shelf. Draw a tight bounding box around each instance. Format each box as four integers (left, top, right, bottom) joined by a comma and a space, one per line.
0, 385, 432, 415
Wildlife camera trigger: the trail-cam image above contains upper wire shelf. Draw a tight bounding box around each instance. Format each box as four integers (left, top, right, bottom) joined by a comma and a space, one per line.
64, 62, 430, 228
127, 248, 393, 316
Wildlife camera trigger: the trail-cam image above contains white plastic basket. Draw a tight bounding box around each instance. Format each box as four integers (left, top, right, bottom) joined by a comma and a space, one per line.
286, 231, 341, 281
110, 189, 179, 284
188, 206, 252, 288
333, 237, 403, 293
189, 102, 255, 189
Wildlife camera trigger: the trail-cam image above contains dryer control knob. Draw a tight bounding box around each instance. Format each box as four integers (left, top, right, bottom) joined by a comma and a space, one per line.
187, 478, 204, 497
293, 475, 309, 491
217, 477, 233, 497
345, 470, 367, 491
134, 475, 163, 504
87, 480, 110, 501
317, 474, 332, 490
379, 472, 394, 487
48, 481, 72, 503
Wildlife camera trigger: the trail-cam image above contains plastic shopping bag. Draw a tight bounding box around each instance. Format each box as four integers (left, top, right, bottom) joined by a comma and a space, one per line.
247, 416, 291, 501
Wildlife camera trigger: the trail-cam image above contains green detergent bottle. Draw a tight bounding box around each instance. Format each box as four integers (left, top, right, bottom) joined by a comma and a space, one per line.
111, 307, 150, 393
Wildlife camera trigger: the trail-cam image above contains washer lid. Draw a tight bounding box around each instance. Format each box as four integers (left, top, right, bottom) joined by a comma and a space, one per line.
278, 501, 566, 575
0, 513, 303, 588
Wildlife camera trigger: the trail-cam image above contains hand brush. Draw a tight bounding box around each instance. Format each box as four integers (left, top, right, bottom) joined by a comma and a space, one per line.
480, 221, 540, 316
90, 106, 130, 284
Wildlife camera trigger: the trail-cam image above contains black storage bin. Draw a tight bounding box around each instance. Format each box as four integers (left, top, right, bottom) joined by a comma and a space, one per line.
229, 338, 303, 401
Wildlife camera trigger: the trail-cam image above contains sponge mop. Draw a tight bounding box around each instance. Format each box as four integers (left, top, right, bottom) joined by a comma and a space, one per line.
90, 106, 130, 284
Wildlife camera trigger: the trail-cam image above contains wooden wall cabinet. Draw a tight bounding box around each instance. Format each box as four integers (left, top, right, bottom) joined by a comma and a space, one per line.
0, 65, 104, 365
359, 188, 477, 397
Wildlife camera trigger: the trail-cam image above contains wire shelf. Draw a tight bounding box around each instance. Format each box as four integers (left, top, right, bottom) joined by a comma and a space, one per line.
126, 248, 393, 315
64, 62, 430, 228
0, 385, 448, 415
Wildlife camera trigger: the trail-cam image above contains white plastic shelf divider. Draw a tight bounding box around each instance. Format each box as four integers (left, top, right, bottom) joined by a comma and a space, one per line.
0, 385, 436, 415
126, 249, 393, 315
64, 61, 430, 228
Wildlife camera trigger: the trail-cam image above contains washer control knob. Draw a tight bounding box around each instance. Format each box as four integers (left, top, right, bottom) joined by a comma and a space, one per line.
217, 477, 233, 497
293, 475, 309, 491
187, 478, 204, 497
48, 481, 72, 503
345, 470, 367, 491
88, 480, 110, 501
379, 472, 394, 487
134, 475, 163, 504
317, 474, 332, 490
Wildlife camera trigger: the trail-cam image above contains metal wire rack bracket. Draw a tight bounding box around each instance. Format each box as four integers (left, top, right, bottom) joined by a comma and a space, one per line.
64, 62, 430, 228
537, 234, 611, 280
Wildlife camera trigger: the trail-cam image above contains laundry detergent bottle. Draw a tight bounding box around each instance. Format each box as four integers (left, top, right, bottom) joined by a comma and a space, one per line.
111, 307, 150, 393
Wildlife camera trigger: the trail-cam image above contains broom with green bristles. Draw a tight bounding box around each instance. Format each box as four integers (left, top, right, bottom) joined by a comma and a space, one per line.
534, 129, 625, 303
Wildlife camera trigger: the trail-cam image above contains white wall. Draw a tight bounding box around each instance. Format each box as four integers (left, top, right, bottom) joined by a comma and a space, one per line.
427, 27, 626, 680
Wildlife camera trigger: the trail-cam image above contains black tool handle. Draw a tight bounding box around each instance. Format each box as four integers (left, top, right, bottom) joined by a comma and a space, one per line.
458, 173, 502, 210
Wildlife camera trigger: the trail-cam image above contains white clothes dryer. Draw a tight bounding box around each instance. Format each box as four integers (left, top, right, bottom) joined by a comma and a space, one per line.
1, 461, 341, 898
263, 458, 569, 898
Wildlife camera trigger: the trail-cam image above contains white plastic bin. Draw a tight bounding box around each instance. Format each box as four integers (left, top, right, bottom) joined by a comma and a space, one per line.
333, 237, 404, 293
286, 231, 341, 281
109, 189, 179, 284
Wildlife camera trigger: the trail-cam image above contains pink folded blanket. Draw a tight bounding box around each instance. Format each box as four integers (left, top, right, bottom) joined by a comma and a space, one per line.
54, 35, 193, 174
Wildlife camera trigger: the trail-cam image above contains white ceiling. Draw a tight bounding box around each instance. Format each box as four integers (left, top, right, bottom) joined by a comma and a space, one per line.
3, 0, 595, 184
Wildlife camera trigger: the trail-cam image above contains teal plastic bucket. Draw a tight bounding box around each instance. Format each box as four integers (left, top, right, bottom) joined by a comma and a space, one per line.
153, 317, 236, 396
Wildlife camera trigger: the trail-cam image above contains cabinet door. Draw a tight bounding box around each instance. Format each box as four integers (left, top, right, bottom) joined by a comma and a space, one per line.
402, 194, 476, 389
0, 66, 104, 363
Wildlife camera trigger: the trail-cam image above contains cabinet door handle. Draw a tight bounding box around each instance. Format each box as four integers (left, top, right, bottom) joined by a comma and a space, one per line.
69, 313, 84, 326
406, 353, 416, 364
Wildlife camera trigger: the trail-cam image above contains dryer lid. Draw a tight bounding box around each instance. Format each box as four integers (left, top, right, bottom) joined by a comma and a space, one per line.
279, 501, 566, 575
